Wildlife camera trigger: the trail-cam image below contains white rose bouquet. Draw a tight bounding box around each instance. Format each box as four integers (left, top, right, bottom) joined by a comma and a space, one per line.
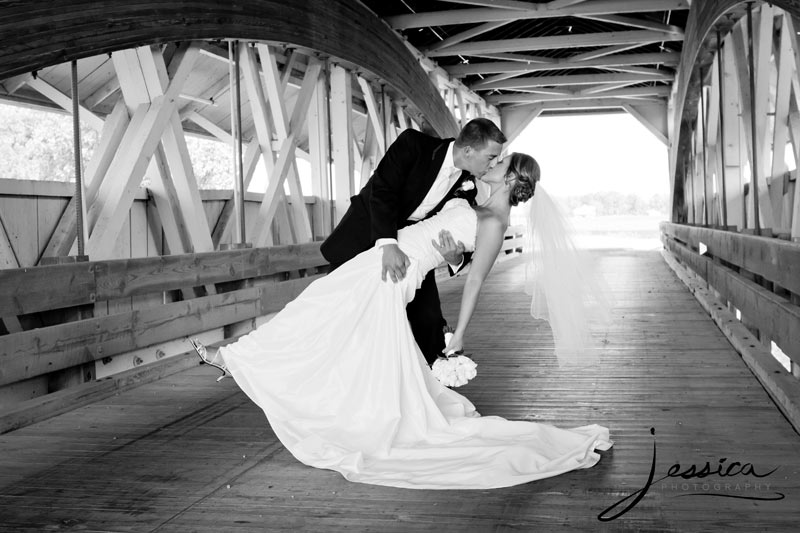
431, 330, 478, 387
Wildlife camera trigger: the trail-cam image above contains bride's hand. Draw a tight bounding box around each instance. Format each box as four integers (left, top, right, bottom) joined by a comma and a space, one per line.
381, 243, 411, 282
443, 331, 464, 356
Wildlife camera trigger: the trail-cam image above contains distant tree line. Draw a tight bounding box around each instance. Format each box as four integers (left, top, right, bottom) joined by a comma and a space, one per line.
556, 191, 669, 216
0, 104, 232, 188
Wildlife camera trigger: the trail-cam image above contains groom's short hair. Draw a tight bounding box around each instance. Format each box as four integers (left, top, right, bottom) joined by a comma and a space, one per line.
454, 118, 506, 149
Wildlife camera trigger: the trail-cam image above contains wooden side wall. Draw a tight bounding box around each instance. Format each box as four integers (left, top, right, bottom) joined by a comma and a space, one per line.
0, 179, 315, 269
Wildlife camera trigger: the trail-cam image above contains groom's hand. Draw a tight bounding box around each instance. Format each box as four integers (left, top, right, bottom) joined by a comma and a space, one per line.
382, 244, 411, 282
432, 230, 465, 266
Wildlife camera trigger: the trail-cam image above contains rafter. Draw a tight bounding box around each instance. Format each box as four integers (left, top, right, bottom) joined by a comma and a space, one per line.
436, 0, 533, 9
426, 30, 684, 57
83, 76, 121, 108
468, 52, 557, 63
569, 43, 643, 62
576, 14, 685, 34
387, 0, 690, 29
580, 81, 640, 95
448, 52, 679, 75
537, 96, 662, 110
24, 75, 105, 131
425, 21, 510, 53
485, 85, 670, 104
476, 71, 673, 91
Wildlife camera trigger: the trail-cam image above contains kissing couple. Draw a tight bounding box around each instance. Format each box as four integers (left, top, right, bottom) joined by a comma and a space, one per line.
191, 118, 612, 489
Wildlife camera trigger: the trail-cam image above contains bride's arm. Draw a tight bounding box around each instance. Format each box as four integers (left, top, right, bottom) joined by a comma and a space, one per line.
444, 216, 506, 353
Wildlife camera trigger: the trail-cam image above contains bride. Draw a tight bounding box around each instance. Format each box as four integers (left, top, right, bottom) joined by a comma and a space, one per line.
191, 152, 612, 490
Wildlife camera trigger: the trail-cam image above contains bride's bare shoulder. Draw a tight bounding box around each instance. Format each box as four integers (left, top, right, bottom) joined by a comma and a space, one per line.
475, 207, 509, 232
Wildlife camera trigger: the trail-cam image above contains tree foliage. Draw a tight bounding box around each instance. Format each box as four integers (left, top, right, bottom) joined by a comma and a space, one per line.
0, 103, 233, 189
557, 191, 669, 216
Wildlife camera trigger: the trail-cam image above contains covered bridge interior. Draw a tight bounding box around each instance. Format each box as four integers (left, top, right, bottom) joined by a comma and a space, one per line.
0, 0, 799, 530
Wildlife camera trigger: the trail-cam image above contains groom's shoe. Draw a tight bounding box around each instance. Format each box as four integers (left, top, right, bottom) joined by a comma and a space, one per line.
188, 338, 229, 382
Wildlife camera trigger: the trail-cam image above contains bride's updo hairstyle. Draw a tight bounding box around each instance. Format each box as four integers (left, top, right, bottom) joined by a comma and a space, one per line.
507, 153, 541, 206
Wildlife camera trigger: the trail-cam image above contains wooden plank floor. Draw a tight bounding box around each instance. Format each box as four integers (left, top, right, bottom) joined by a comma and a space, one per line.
1, 249, 799, 532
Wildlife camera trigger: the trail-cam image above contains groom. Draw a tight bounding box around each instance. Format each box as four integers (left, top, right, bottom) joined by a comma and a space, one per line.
320, 117, 506, 364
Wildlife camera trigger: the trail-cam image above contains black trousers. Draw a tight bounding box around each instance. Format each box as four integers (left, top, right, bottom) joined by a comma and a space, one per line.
326, 261, 446, 365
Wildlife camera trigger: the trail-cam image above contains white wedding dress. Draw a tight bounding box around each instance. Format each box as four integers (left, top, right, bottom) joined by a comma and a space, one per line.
220, 198, 611, 489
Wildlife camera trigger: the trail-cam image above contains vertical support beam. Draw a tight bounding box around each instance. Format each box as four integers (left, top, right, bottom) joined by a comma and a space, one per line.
396, 103, 409, 131
770, 15, 795, 230
360, 119, 378, 188
356, 75, 386, 156
382, 88, 396, 146
455, 88, 467, 128
699, 74, 709, 225
70, 60, 87, 256
705, 55, 722, 225
309, 61, 332, 240
723, 34, 743, 230
716, 30, 729, 227
746, 4, 762, 233
780, 15, 800, 240
228, 40, 247, 245
330, 64, 355, 223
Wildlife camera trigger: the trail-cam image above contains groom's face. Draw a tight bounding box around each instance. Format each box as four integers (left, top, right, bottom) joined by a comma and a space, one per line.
463, 140, 503, 177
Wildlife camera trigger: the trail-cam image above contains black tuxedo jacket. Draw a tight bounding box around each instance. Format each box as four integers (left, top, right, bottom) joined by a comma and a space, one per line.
321, 129, 475, 269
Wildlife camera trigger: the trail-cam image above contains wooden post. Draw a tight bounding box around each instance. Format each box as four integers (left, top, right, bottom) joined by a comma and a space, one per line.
309, 59, 332, 239
71, 60, 88, 258
330, 64, 355, 223
746, 3, 761, 235
700, 68, 709, 226
716, 30, 728, 228
228, 40, 247, 246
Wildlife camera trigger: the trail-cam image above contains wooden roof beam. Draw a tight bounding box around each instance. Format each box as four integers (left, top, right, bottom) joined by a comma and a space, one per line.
467, 52, 557, 63
425, 21, 510, 53
569, 43, 643, 62
425, 30, 684, 57
476, 71, 673, 91
435, 0, 535, 9
448, 52, 680, 75
575, 14, 685, 34
387, 0, 690, 29
485, 85, 671, 104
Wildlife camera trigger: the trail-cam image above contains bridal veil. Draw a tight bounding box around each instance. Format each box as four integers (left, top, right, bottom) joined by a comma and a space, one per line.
523, 185, 612, 366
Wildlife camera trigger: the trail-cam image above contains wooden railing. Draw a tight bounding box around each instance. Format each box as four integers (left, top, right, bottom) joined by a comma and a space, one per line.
660, 222, 800, 430
0, 243, 329, 432
0, 224, 526, 433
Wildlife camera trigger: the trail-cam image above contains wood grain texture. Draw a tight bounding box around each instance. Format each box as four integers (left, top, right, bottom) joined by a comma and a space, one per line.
661, 225, 800, 365
669, 0, 800, 220
0, 250, 798, 531
0, 242, 326, 315
0, 274, 322, 385
0, 0, 458, 137
661, 222, 800, 296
